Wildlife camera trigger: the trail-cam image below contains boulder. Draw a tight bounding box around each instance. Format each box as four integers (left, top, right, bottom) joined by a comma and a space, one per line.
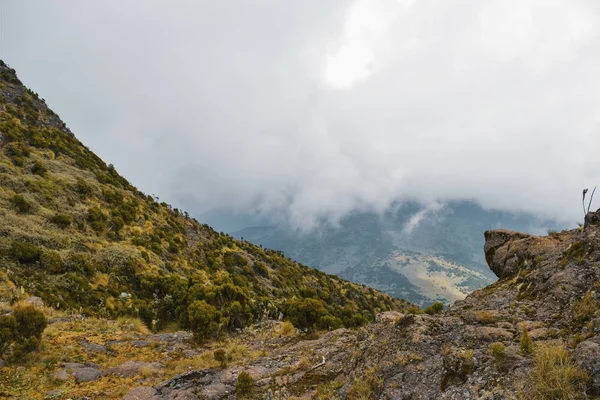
71, 367, 102, 382
122, 386, 158, 400
105, 360, 162, 378
24, 296, 44, 308
585, 210, 600, 227
52, 369, 70, 381
80, 339, 109, 354
464, 326, 513, 342
483, 230, 531, 278
575, 340, 600, 395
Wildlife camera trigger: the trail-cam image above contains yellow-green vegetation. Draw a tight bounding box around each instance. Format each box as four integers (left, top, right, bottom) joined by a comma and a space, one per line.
236, 371, 254, 399
489, 341, 513, 372
519, 344, 588, 400
406, 305, 424, 315
474, 310, 499, 324
424, 301, 444, 315
313, 380, 344, 400
520, 329, 534, 355
0, 305, 46, 362
276, 321, 296, 337
490, 342, 506, 363
572, 291, 597, 324
460, 350, 475, 375
213, 348, 227, 368
0, 314, 262, 398
0, 61, 407, 348
347, 367, 383, 400
563, 241, 586, 265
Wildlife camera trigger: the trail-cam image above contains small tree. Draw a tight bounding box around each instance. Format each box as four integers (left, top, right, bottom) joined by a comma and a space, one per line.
236, 371, 254, 398
0, 315, 16, 355
214, 349, 227, 368
285, 298, 327, 331
424, 301, 444, 315
187, 300, 221, 342
521, 328, 534, 355
0, 306, 47, 361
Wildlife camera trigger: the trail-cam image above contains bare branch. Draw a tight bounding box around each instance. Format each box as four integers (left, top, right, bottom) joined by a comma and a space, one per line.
588, 186, 597, 213
583, 188, 589, 219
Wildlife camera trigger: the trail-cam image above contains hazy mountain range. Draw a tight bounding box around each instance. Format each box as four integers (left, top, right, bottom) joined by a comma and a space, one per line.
213, 202, 569, 305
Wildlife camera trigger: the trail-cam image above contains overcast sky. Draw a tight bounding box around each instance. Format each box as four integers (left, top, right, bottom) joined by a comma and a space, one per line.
3, 1, 600, 227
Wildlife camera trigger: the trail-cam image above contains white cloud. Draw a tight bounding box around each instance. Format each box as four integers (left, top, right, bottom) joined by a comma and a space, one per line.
4, 0, 600, 228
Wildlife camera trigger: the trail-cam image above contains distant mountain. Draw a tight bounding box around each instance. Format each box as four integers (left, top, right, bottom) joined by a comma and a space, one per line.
233, 202, 566, 304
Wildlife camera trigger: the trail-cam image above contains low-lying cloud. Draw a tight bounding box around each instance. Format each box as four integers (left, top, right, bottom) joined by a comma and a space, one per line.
4, 0, 600, 228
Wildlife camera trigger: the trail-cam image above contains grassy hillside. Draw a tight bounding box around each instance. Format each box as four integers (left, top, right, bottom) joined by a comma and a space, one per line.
0, 61, 407, 337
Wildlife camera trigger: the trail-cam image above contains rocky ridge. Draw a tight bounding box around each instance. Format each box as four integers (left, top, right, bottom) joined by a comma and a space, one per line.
131, 212, 600, 399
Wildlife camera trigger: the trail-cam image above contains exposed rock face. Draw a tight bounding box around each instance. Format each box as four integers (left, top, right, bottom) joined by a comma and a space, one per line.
122, 387, 158, 400
143, 222, 600, 399
585, 209, 600, 227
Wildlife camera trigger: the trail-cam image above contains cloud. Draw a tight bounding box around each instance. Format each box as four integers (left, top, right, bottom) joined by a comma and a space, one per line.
4, 0, 600, 227
402, 202, 445, 234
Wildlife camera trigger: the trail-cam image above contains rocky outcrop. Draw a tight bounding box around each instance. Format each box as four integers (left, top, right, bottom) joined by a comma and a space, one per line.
483, 229, 564, 279
585, 209, 600, 227
141, 223, 600, 399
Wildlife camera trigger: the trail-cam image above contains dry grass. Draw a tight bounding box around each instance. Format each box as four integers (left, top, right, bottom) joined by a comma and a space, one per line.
0, 313, 272, 399
519, 344, 589, 400
277, 321, 296, 336
474, 310, 499, 324
116, 316, 150, 334
572, 291, 597, 323
313, 380, 344, 400
347, 367, 383, 400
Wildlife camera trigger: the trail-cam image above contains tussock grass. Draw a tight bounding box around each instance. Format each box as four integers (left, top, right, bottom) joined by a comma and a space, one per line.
519, 344, 589, 400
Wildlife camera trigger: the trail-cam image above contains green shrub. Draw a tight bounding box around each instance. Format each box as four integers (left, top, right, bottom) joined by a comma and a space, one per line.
225, 301, 249, 330
11, 194, 31, 213
10, 241, 41, 264
5, 141, 30, 161
187, 300, 221, 342
521, 329, 534, 355
490, 342, 506, 361
87, 207, 107, 232
31, 160, 47, 176
406, 305, 424, 315
0, 306, 46, 361
285, 298, 328, 331
0, 315, 16, 355
572, 291, 597, 323
318, 315, 343, 331
110, 216, 125, 231
214, 349, 227, 368
40, 250, 63, 273
424, 301, 444, 315
236, 371, 254, 398
344, 313, 369, 328
13, 306, 47, 340
75, 178, 93, 198
49, 213, 71, 228
12, 336, 40, 360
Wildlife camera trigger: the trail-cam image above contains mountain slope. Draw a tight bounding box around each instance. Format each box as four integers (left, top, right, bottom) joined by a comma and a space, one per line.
234, 202, 563, 304
134, 213, 600, 399
0, 61, 407, 336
